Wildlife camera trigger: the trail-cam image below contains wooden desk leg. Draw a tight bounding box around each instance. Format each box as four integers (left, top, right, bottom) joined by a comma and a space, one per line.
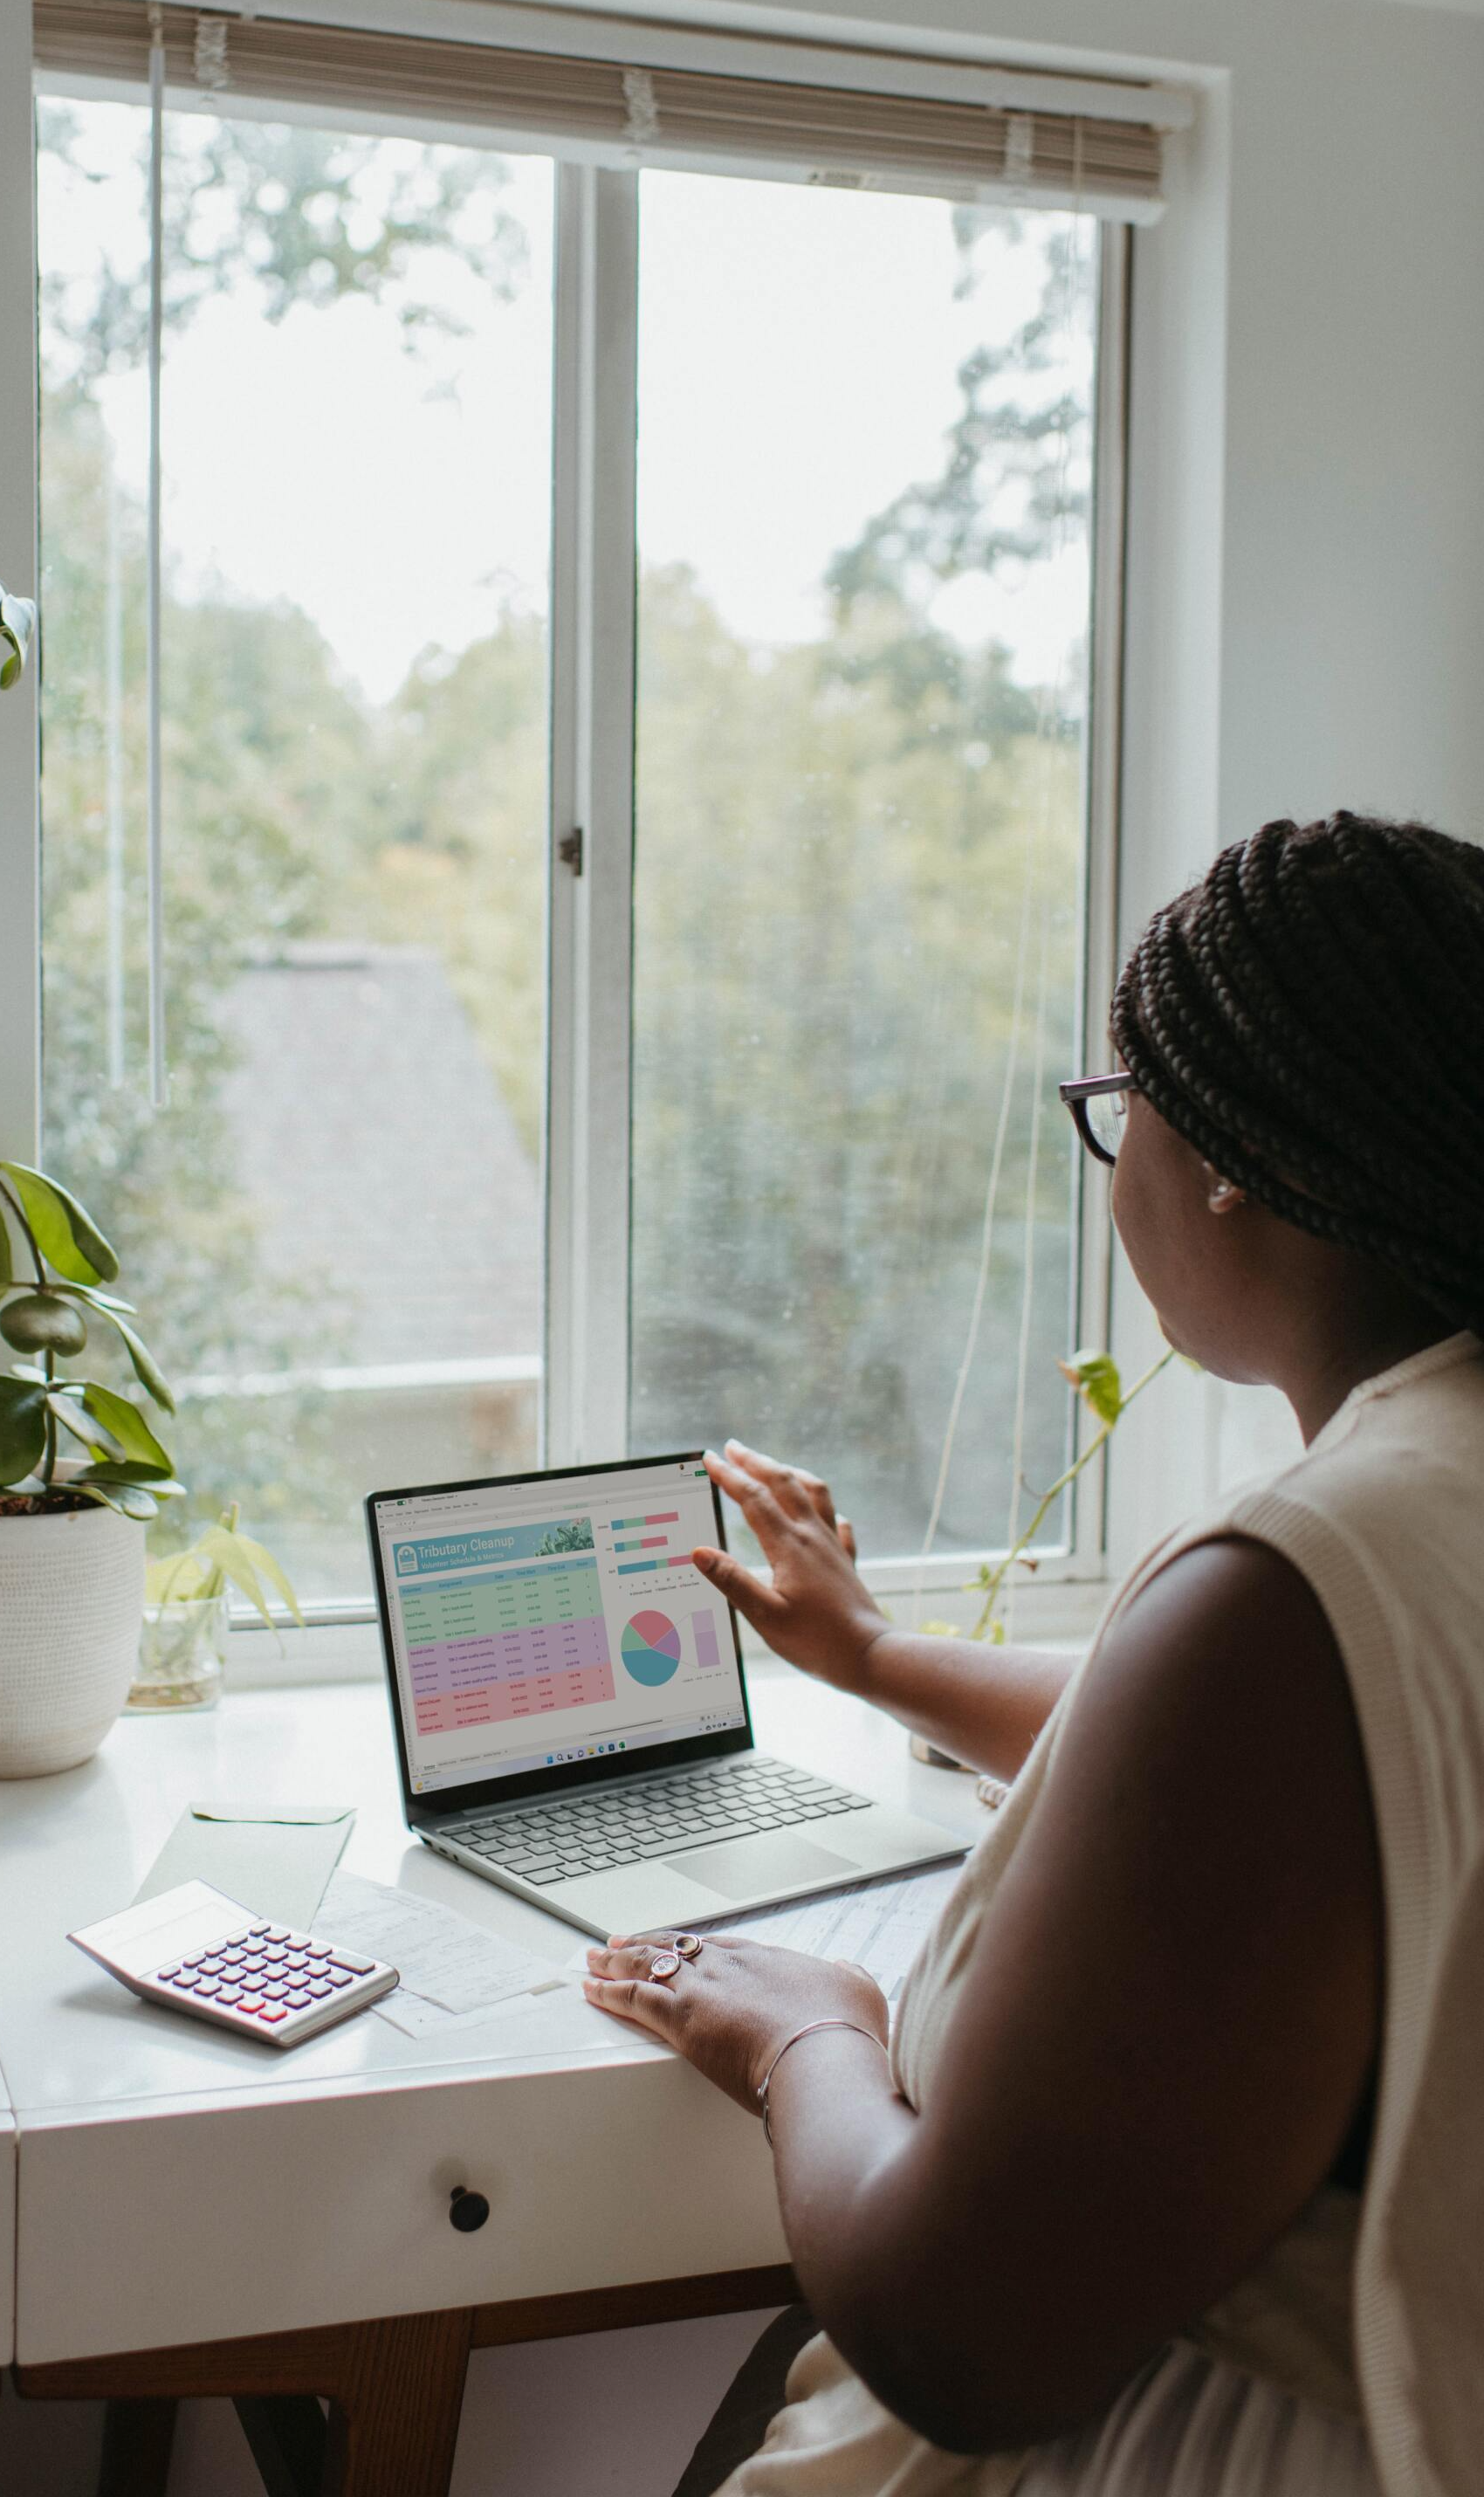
234, 2392, 327, 2497
99, 2397, 178, 2497
322, 2309, 473, 2497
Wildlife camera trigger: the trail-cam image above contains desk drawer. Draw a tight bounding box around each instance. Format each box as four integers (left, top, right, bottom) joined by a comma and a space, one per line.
17, 2059, 786, 2363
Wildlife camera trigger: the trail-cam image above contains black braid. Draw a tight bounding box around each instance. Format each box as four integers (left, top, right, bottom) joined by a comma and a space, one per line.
1110, 813, 1484, 1337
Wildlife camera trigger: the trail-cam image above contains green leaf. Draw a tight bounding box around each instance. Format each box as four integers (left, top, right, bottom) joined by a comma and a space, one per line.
77, 1382, 175, 1475
46, 1392, 125, 1461
0, 592, 38, 691
52, 1280, 137, 1317
76, 1480, 159, 1521
0, 1214, 11, 1290
0, 1377, 49, 1484
74, 1461, 185, 1494
61, 1297, 175, 1411
1057, 1346, 1123, 1427
223, 1530, 305, 1627
146, 1549, 219, 1604
0, 1291, 88, 1357
0, 1163, 120, 1285
196, 1527, 275, 1630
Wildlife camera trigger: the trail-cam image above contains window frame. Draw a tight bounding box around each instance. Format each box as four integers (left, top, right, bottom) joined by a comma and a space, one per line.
12, 63, 1130, 1634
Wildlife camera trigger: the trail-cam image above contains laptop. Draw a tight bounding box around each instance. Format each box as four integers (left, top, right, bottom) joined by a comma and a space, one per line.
367, 1451, 966, 1939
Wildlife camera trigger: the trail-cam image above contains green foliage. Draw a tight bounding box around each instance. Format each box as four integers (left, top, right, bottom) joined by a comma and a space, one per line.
37, 105, 528, 386
0, 585, 37, 690
147, 1502, 303, 1631
34, 103, 1106, 1573
1057, 1346, 1124, 1426
959, 1345, 1176, 1642
533, 1518, 596, 1556
0, 1166, 180, 1517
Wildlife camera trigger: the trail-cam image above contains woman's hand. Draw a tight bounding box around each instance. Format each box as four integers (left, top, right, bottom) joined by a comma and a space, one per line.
694, 1441, 889, 1690
582, 1930, 890, 2115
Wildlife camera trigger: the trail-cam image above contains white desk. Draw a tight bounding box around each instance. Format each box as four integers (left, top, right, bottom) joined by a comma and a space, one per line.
1, 1661, 982, 2494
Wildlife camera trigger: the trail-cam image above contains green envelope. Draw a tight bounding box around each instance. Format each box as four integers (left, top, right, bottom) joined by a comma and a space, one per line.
133, 1801, 355, 1930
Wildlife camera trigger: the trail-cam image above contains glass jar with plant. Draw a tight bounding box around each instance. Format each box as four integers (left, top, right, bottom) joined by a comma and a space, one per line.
133, 1503, 304, 1713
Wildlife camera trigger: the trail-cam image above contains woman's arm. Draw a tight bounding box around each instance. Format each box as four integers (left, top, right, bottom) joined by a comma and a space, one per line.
696, 1441, 1075, 1778
586, 1535, 1383, 2454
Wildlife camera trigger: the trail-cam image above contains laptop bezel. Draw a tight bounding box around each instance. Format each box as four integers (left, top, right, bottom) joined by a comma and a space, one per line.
366, 1450, 755, 1823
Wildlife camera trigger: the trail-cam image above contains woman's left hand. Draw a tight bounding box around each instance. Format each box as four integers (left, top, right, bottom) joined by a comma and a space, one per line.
583, 1932, 890, 2115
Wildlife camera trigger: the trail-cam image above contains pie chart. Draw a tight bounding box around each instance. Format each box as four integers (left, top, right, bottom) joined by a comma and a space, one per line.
622, 1609, 682, 1687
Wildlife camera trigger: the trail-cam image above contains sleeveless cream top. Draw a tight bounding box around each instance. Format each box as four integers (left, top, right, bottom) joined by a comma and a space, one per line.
718, 1332, 1484, 2497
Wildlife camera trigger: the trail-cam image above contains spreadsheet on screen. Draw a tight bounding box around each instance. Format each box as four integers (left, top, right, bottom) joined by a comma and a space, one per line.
375, 1460, 746, 1792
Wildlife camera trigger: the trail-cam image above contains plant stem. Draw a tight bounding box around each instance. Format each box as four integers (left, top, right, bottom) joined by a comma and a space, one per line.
41, 1348, 57, 1491
969, 1347, 1176, 1641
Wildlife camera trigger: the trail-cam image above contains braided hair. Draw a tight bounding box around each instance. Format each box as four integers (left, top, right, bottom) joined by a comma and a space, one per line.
1110, 811, 1484, 1338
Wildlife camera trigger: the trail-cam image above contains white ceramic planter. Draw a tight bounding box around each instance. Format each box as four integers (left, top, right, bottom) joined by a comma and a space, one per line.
0, 1502, 146, 1778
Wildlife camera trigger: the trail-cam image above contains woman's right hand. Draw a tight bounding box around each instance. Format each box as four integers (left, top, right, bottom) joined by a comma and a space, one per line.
693, 1441, 890, 1690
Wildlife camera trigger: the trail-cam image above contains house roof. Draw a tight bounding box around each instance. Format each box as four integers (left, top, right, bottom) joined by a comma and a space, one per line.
219, 943, 541, 1369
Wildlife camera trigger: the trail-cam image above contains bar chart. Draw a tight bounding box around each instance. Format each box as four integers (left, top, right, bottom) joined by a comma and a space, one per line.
400, 1555, 615, 1737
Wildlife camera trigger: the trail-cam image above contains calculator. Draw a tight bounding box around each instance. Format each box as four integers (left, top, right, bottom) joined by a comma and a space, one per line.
69, 1878, 399, 2047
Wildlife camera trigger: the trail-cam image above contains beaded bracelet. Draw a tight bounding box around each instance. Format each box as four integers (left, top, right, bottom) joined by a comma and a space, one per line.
757, 2019, 891, 2145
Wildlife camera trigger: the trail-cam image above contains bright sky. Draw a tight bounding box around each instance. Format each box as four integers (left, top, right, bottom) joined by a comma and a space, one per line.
38, 105, 1095, 705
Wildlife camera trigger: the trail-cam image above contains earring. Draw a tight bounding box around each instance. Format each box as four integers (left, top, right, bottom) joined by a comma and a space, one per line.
1210, 1178, 1245, 1209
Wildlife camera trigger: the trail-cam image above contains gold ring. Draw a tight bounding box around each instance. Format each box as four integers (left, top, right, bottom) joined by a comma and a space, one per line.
673, 1932, 703, 1959
649, 1950, 683, 1982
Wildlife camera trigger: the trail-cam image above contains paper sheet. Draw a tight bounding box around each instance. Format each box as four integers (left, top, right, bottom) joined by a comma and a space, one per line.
691, 1861, 965, 2004
316, 1872, 572, 2037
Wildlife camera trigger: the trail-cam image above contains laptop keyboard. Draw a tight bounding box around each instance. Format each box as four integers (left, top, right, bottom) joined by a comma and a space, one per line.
437, 1758, 872, 1888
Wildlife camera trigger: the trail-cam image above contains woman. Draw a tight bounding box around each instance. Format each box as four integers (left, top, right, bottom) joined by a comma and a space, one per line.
584, 812, 1484, 2497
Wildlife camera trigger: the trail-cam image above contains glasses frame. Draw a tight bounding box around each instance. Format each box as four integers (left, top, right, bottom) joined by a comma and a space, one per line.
1059, 1072, 1136, 1167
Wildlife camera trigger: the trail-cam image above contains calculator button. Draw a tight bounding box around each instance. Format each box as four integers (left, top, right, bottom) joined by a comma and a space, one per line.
306, 1943, 332, 1960
261, 1946, 288, 1964
260, 1980, 287, 1998
325, 1970, 352, 1989
195, 1977, 221, 1997
217, 1988, 243, 2006
237, 1995, 265, 2014
249, 1924, 271, 1937
329, 1954, 374, 1975
258, 2005, 288, 2024
306, 1979, 332, 1998
286, 1989, 312, 2008
265, 1927, 291, 1943
198, 1957, 224, 1976
157, 1964, 182, 1982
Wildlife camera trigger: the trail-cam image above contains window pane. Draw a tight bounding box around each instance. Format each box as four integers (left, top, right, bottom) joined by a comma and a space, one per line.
37, 100, 552, 1598
630, 175, 1097, 1561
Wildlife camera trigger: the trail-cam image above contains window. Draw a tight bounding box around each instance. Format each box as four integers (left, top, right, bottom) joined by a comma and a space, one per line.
29, 16, 1150, 1614
37, 99, 553, 1597
630, 173, 1100, 1561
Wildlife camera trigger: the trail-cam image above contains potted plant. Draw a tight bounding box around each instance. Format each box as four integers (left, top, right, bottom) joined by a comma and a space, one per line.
134, 1503, 304, 1713
0, 1145, 184, 1774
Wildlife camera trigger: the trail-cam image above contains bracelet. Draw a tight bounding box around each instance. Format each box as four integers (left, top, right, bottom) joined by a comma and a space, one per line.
757, 2019, 890, 2146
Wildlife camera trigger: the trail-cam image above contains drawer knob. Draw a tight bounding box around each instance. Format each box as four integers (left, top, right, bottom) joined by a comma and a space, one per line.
449, 2184, 490, 2233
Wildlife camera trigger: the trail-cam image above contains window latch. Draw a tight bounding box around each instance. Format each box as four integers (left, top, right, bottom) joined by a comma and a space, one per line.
558, 827, 584, 877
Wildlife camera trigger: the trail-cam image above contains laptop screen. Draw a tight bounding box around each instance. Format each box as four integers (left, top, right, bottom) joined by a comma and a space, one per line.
368, 1454, 749, 1802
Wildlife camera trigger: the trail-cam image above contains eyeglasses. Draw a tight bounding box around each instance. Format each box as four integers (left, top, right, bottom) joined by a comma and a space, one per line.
1059, 1073, 1136, 1166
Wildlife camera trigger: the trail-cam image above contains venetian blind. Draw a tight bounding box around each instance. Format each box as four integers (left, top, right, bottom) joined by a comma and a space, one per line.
33, 0, 1172, 219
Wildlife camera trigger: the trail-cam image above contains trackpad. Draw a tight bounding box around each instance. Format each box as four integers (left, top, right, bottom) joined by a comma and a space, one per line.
664, 1833, 855, 1898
